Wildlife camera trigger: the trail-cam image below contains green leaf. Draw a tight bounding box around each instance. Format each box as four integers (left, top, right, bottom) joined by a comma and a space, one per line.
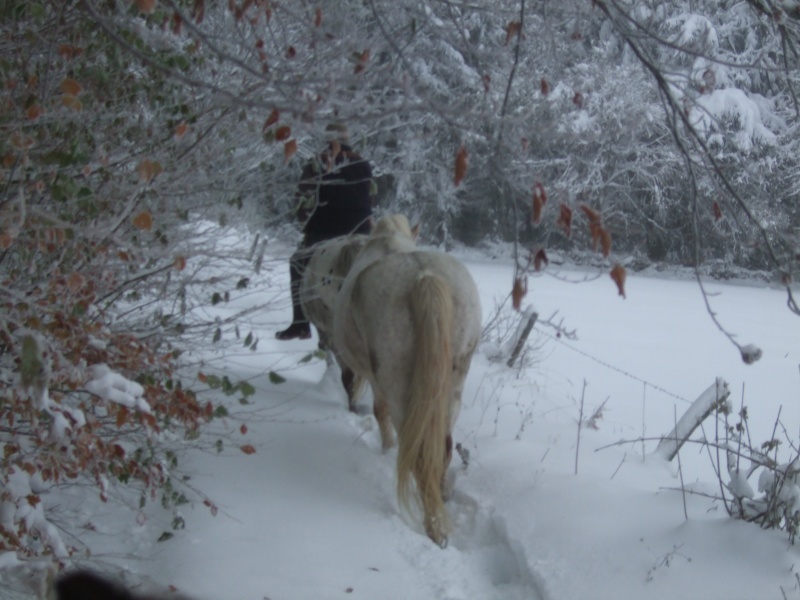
211, 292, 222, 305
214, 405, 229, 418
239, 381, 256, 397
268, 371, 286, 385
236, 277, 249, 290
244, 332, 253, 347
212, 327, 221, 343
157, 532, 174, 542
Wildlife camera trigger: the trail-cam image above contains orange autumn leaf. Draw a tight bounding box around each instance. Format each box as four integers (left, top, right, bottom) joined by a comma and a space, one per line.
11, 132, 33, 150
533, 248, 549, 272
454, 145, 468, 187
137, 159, 162, 183
589, 221, 603, 252
263, 109, 280, 131
174, 121, 188, 139
62, 95, 82, 111
26, 105, 43, 120
60, 77, 82, 96
532, 195, 545, 225
116, 406, 129, 429
240, 444, 257, 455
66, 272, 85, 294
284, 139, 298, 163
599, 228, 612, 258
275, 125, 291, 141
579, 203, 602, 225
132, 210, 153, 231
58, 44, 84, 60
610, 264, 627, 298
134, 0, 157, 13
512, 276, 527, 311
557, 204, 573, 237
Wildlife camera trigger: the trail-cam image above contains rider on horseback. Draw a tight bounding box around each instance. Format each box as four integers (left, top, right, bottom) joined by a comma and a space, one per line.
276, 122, 376, 341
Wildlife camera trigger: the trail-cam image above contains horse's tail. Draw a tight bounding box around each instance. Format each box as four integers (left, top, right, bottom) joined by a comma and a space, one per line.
397, 270, 453, 547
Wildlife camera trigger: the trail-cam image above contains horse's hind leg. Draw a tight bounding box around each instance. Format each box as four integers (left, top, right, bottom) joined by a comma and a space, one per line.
373, 389, 395, 451
341, 367, 358, 412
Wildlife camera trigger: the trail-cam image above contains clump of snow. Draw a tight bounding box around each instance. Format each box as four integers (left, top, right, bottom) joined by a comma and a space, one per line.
691, 88, 778, 152
85, 364, 151, 413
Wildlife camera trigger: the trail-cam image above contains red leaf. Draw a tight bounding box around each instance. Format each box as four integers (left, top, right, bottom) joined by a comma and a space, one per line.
116, 406, 129, 429
354, 49, 370, 74
132, 210, 153, 231
240, 424, 248, 435
540, 78, 551, 96
610, 264, 627, 298
712, 201, 723, 221
579, 203, 602, 225
532, 183, 547, 224
314, 8, 322, 27
505, 21, 522, 45
533, 181, 547, 204
263, 109, 280, 131
240, 444, 257, 455
454, 146, 468, 187
134, 0, 156, 14
557, 204, 573, 237
171, 11, 182, 35
512, 277, 527, 311
275, 125, 291, 141
534, 248, 548, 272
174, 121, 188, 139
284, 139, 298, 163
532, 194, 545, 225
193, 0, 205, 23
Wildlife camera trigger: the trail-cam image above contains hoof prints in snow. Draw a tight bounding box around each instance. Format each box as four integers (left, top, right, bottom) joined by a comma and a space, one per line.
349, 406, 547, 599
447, 490, 547, 600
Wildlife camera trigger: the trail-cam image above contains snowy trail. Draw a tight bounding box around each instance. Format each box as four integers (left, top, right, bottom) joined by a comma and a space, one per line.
136, 362, 552, 600
109, 251, 800, 600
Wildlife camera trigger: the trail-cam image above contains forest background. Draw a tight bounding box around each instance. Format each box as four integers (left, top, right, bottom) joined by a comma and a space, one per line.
1, 0, 800, 581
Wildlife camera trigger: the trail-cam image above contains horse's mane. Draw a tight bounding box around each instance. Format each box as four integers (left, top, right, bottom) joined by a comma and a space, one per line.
332, 237, 368, 279
371, 214, 414, 238
363, 214, 417, 256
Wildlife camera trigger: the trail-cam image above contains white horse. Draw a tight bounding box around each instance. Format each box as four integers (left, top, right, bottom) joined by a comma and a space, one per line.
333, 215, 482, 547
300, 234, 370, 411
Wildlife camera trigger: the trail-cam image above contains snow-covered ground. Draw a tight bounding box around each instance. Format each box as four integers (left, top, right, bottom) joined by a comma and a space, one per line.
31, 238, 800, 599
